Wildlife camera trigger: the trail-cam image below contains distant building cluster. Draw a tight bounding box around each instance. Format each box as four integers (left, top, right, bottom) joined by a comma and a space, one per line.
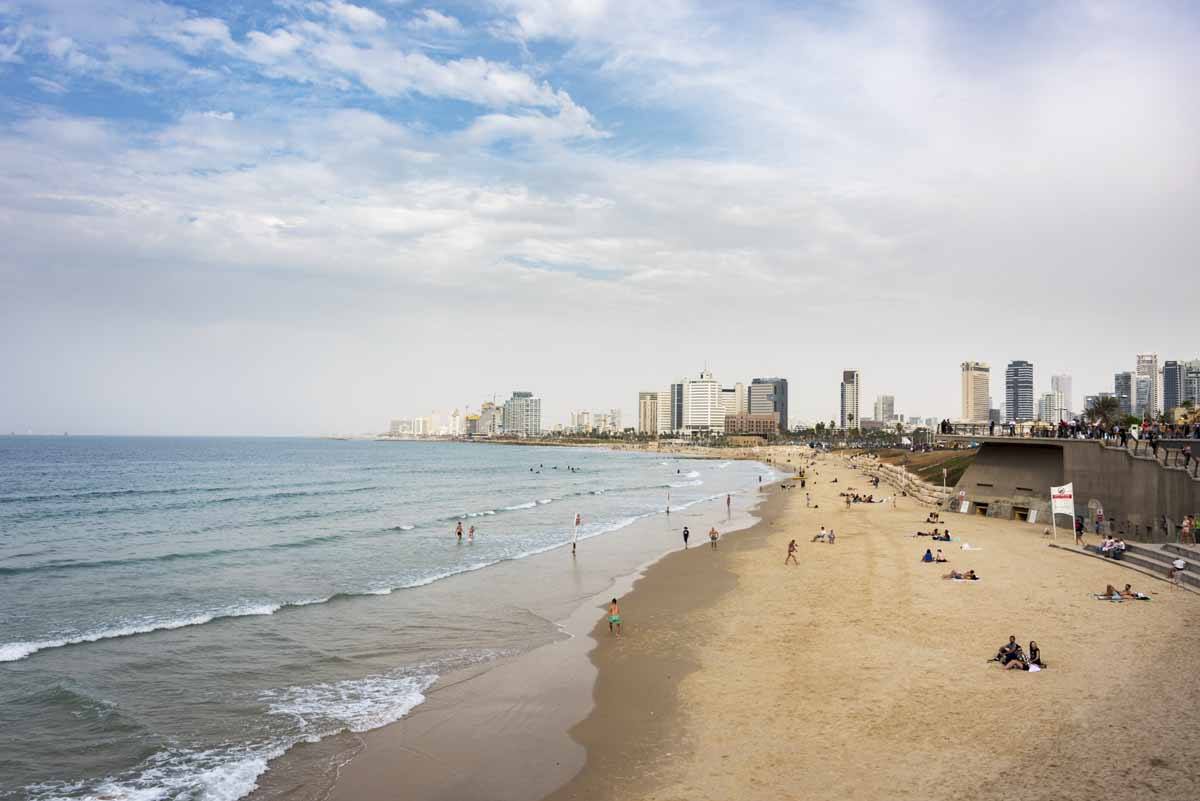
637, 373, 788, 437
382, 391, 542, 440
567, 408, 623, 435
955, 352, 1199, 426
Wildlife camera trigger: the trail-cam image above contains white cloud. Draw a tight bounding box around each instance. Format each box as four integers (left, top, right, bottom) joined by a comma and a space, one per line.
321, 1, 387, 32
407, 9, 462, 33
29, 74, 67, 93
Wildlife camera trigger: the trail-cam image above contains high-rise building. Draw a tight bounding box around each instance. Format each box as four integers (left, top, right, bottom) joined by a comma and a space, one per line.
477, 402, 500, 436
1050, 374, 1072, 417
839, 370, 860, 430
1037, 391, 1065, 423
749, 378, 788, 432
720, 383, 747, 417
1114, 372, 1133, 417
682, 370, 724, 435
873, 395, 895, 422
1163, 361, 1183, 412
1134, 376, 1152, 418
960, 362, 990, 422
501, 391, 541, 437
657, 382, 684, 435
1136, 353, 1160, 417
1185, 360, 1200, 406
638, 392, 659, 434
1005, 361, 1034, 422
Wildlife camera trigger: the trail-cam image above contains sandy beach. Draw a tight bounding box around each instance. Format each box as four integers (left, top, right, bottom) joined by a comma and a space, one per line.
548, 452, 1200, 801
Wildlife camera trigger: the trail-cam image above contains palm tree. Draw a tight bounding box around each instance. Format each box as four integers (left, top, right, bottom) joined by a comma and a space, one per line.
1086, 396, 1121, 426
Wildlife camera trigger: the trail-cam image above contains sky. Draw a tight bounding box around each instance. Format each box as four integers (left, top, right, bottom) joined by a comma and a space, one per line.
1, 0, 1197, 435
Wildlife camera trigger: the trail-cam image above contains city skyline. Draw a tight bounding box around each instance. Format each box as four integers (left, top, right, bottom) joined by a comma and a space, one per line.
2, 2, 1198, 436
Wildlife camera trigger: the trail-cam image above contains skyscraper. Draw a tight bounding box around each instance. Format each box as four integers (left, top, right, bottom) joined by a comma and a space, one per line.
1050, 374, 1072, 417
1135, 353, 1160, 416
720, 383, 747, 417
638, 392, 659, 434
501, 391, 541, 437
1114, 372, 1133, 417
873, 395, 895, 422
840, 370, 860, 430
1135, 376, 1152, 418
1185, 360, 1200, 407
1037, 391, 1065, 423
960, 361, 990, 422
1163, 361, 1183, 412
749, 377, 788, 432
657, 382, 684, 435
682, 370, 723, 435
1005, 361, 1034, 422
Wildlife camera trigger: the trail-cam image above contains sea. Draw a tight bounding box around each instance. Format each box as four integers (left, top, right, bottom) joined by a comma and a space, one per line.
0, 437, 776, 801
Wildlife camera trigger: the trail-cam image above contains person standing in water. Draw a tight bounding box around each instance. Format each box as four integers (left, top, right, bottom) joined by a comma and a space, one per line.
709, 526, 719, 549
726, 493, 731, 517
608, 599, 622, 637
455, 521, 463, 542
468, 525, 475, 543
682, 526, 690, 549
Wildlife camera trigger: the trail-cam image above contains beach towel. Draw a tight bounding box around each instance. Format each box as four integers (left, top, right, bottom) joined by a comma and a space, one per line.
1028, 664, 1042, 672
961, 543, 982, 551
951, 578, 980, 583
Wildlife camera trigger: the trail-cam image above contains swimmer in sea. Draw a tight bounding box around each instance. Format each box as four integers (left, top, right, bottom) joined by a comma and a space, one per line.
455, 521, 463, 541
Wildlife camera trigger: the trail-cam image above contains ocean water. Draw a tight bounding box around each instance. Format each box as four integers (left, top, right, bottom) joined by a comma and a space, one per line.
0, 437, 773, 801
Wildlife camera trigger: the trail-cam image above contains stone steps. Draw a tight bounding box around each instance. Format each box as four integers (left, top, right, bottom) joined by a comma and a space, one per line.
1049, 544, 1200, 593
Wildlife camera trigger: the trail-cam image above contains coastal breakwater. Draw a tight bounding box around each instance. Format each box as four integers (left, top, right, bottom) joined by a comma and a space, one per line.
851, 457, 953, 506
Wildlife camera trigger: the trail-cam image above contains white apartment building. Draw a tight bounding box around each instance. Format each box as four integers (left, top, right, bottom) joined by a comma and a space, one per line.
840, 370, 860, 429
1050, 374, 1072, 417
1037, 391, 1066, 423
960, 361, 990, 422
873, 395, 895, 423
682, 370, 724, 435
720, 383, 747, 417
502, 392, 541, 437
658, 382, 683, 435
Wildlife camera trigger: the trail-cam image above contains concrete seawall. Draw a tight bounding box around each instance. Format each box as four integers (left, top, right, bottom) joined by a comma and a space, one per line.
851, 457, 952, 507
944, 437, 1199, 542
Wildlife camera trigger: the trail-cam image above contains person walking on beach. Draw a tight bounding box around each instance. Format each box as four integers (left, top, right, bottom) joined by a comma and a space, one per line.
608, 599, 622, 637
785, 539, 798, 565
682, 526, 690, 548
709, 526, 719, 549
726, 493, 731, 516
806, 492, 811, 508
455, 521, 463, 542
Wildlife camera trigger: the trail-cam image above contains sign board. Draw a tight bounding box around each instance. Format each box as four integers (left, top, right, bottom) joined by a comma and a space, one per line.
1050, 483, 1075, 517
1028, 510, 1038, 524
959, 501, 970, 514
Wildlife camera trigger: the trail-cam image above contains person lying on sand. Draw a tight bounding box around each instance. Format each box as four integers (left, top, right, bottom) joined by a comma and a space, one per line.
943, 569, 978, 580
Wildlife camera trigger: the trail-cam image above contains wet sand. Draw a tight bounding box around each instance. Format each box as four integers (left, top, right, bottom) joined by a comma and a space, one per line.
549, 453, 1200, 801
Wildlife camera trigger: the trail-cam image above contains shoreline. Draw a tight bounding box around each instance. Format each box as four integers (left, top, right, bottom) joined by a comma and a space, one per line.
265, 454, 799, 801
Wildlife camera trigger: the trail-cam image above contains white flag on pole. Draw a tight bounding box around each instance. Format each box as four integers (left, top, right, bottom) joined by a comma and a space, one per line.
1050, 483, 1075, 517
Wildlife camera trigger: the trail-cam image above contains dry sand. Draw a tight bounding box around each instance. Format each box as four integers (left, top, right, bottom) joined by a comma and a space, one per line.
548, 453, 1200, 801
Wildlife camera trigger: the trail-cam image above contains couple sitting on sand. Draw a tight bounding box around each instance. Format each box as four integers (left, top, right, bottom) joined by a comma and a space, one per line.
810, 526, 836, 544
1098, 583, 1148, 601
942, 568, 978, 580
926, 512, 942, 524
921, 548, 948, 563
993, 636, 1044, 671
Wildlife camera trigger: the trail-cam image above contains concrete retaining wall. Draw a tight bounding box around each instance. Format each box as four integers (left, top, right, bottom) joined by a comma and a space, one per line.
851, 458, 952, 507
949, 439, 1199, 542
